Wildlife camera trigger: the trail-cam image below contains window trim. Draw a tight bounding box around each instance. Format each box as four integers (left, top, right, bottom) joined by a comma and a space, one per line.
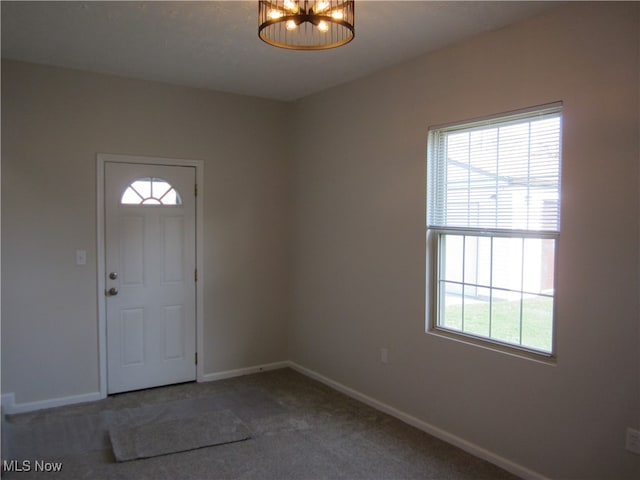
426, 104, 562, 361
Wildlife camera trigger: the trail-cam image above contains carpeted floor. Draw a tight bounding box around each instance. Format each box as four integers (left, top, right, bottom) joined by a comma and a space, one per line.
1, 368, 519, 479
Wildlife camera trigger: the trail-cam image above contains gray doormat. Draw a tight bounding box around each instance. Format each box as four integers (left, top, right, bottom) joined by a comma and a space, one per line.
109, 409, 251, 462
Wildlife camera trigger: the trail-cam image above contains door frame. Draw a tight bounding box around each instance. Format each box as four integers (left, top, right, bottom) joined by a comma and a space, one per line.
97, 153, 204, 399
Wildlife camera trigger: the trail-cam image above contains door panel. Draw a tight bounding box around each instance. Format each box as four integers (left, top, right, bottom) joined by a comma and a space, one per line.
121, 308, 145, 366
161, 216, 184, 283
120, 215, 144, 286
105, 162, 196, 394
163, 305, 185, 360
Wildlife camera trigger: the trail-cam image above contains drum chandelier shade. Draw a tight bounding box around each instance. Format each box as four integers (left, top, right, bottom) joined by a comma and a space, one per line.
258, 0, 355, 50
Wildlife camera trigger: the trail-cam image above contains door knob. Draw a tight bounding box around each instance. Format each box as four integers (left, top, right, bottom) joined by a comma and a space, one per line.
109, 272, 118, 280
108, 287, 119, 296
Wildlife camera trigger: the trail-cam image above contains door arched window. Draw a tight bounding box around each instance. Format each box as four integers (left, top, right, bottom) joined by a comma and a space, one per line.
121, 178, 182, 205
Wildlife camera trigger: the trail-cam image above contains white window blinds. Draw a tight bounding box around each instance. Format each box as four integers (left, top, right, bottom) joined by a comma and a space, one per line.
428, 105, 562, 233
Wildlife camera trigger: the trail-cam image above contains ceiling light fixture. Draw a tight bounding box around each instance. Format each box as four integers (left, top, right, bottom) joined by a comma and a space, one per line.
259, 0, 354, 50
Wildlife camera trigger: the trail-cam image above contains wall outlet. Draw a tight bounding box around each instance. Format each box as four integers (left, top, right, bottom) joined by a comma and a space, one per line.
626, 428, 640, 455
76, 249, 87, 266
380, 348, 388, 364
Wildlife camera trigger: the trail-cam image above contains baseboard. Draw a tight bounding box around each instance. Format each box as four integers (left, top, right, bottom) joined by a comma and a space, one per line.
288, 361, 550, 480
0, 394, 15, 414
0, 391, 103, 415
200, 360, 289, 383
2, 361, 290, 414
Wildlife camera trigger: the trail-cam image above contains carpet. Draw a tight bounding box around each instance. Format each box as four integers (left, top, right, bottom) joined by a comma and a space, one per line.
109, 409, 250, 462
2, 369, 519, 479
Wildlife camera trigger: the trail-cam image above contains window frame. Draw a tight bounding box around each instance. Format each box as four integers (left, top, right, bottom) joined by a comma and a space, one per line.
120, 177, 183, 206
426, 104, 562, 360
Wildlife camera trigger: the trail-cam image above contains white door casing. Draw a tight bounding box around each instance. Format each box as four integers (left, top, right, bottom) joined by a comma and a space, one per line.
104, 161, 196, 394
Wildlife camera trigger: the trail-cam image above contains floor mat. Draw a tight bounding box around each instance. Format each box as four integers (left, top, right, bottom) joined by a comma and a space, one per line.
109, 409, 250, 462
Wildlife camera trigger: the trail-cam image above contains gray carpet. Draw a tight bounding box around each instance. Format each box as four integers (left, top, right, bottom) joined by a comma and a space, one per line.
1, 368, 520, 479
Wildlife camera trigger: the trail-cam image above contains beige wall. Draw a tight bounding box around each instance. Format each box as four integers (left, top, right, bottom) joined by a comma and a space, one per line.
1, 61, 291, 403
289, 3, 639, 479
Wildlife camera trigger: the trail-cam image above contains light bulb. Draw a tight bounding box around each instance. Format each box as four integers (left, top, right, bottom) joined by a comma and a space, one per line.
317, 20, 329, 32
331, 10, 344, 20
268, 9, 283, 19
286, 19, 297, 30
315, 1, 330, 13
283, 0, 298, 12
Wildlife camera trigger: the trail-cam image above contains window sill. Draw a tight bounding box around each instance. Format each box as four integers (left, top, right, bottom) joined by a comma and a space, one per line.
427, 327, 557, 366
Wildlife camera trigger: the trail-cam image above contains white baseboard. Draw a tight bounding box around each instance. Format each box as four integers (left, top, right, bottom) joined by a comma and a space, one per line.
288, 361, 549, 480
0, 394, 15, 414
0, 391, 103, 415
200, 360, 289, 383
2, 361, 290, 414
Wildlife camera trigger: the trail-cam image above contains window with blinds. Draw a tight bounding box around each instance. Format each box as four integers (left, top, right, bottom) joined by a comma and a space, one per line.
426, 104, 562, 356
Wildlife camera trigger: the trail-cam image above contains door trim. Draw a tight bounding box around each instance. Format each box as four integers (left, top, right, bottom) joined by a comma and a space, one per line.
97, 153, 204, 399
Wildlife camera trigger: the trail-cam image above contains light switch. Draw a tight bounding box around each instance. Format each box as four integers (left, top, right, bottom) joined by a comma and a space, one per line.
76, 250, 87, 266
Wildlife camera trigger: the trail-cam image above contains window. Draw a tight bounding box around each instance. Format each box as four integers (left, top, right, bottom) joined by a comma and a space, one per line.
121, 177, 182, 205
427, 104, 562, 356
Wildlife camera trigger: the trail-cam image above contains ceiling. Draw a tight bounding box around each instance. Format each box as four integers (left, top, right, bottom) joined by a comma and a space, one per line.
1, 1, 563, 102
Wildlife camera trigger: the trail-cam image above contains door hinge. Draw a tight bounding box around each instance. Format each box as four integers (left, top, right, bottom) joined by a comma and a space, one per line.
194, 269, 198, 282
195, 352, 198, 365
194, 183, 198, 197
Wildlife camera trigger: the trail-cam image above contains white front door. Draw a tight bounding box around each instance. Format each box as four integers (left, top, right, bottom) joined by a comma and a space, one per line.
105, 162, 196, 394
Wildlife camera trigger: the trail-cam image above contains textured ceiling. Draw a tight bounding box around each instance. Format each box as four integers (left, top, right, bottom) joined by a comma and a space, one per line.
1, 1, 563, 101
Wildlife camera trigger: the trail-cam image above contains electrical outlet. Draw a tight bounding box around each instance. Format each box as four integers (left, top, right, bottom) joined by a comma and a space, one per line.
626, 428, 640, 455
380, 348, 388, 364
76, 249, 87, 266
